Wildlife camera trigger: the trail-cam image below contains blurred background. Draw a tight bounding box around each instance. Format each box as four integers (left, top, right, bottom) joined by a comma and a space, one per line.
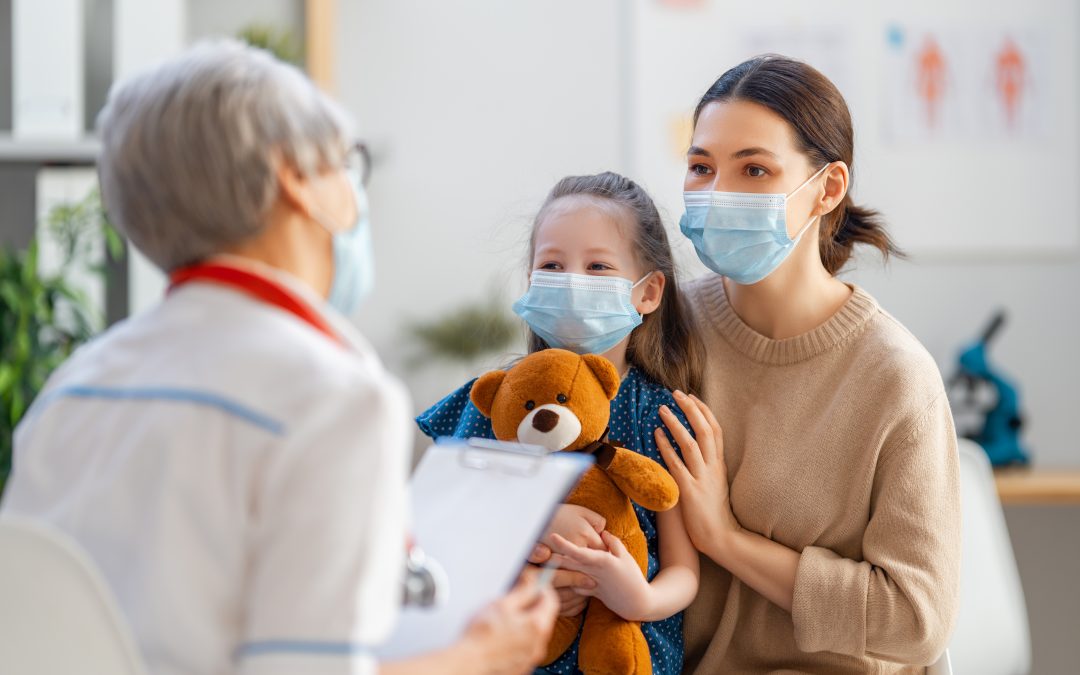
1, 1, 1077, 672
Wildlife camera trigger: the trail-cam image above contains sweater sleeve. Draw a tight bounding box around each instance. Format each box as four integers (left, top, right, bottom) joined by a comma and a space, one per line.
791, 392, 962, 665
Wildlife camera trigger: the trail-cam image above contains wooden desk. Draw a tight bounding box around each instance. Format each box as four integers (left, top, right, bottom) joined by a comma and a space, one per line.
994, 467, 1080, 505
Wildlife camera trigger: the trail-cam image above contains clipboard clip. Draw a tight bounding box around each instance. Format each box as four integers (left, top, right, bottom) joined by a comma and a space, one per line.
458, 437, 551, 477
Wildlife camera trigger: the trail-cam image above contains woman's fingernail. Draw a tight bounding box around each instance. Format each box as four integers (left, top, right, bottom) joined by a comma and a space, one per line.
674, 390, 685, 399
659, 405, 670, 415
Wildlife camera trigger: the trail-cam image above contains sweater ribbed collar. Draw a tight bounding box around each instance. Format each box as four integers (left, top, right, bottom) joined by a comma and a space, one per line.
695, 275, 879, 366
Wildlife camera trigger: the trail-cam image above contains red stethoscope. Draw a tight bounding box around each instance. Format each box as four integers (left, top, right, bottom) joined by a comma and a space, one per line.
170, 262, 447, 608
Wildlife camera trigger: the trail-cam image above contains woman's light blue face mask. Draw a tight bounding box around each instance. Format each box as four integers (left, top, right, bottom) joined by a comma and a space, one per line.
679, 163, 829, 285
512, 270, 652, 355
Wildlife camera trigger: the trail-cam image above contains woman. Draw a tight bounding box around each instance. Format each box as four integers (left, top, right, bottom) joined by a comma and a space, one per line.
1, 41, 556, 675
663, 55, 960, 673
539, 55, 961, 673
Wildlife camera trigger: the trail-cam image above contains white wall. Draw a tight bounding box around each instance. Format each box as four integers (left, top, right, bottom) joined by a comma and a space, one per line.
336, 0, 627, 409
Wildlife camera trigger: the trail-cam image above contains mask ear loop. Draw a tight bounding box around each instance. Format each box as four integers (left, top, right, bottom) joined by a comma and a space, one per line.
785, 162, 832, 243
631, 271, 654, 289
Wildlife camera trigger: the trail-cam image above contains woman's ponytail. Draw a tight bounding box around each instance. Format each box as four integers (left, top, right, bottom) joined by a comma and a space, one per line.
820, 197, 904, 275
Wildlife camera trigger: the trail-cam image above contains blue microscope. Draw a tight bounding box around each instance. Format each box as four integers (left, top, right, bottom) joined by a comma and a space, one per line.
948, 311, 1030, 466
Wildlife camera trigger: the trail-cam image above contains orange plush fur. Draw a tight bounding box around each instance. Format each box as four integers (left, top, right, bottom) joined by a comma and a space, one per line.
470, 349, 679, 675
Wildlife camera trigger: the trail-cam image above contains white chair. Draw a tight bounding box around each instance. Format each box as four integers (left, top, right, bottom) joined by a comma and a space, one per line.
0, 516, 147, 675
928, 650, 953, 675
946, 439, 1031, 674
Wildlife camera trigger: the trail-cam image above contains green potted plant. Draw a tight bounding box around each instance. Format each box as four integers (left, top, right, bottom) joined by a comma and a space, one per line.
0, 189, 121, 496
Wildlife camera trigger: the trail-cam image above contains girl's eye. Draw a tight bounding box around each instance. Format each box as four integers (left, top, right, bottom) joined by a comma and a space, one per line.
746, 165, 768, 178
525, 400, 536, 411
690, 163, 712, 177
587, 263, 612, 271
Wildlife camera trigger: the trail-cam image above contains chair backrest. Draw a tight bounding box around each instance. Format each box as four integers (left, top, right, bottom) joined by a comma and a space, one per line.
950, 439, 1031, 674
927, 649, 953, 675
0, 516, 147, 675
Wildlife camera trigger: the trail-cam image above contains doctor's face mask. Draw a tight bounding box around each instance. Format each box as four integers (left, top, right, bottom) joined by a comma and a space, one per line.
312, 143, 375, 315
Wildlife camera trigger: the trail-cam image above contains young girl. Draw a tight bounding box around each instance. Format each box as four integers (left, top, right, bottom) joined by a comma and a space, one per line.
417, 172, 703, 675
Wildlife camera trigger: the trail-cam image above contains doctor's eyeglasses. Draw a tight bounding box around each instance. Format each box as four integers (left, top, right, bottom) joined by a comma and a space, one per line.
344, 141, 372, 188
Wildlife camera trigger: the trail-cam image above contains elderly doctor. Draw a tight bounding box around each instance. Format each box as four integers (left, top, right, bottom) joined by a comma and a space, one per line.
0, 41, 557, 675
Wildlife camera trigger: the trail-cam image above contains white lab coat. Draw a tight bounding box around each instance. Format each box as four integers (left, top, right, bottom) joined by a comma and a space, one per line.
1, 261, 412, 675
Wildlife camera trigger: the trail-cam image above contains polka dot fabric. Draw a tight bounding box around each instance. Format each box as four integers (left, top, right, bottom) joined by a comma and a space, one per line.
416, 367, 691, 675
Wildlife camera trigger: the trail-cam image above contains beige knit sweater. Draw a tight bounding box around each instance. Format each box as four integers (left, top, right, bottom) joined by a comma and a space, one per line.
681, 275, 961, 674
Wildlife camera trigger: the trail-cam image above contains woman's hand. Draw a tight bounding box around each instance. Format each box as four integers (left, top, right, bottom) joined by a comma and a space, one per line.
655, 391, 741, 564
546, 531, 652, 621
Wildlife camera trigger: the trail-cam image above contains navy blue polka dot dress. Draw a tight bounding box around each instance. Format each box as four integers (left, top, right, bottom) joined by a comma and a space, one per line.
416, 367, 691, 675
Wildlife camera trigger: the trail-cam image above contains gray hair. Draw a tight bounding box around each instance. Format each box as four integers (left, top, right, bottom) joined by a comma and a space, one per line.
97, 39, 353, 272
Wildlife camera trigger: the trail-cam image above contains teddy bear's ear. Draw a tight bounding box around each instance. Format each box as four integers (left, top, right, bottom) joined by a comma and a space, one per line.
469, 370, 507, 418
581, 354, 621, 401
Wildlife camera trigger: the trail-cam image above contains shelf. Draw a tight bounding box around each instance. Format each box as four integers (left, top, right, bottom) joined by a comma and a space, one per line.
994, 468, 1080, 505
0, 134, 100, 164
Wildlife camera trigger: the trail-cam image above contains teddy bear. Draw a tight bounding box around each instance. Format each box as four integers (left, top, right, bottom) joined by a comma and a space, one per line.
469, 348, 680, 675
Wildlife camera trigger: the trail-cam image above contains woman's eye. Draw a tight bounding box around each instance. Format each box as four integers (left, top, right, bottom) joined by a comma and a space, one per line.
539, 262, 561, 270
525, 400, 536, 411
690, 163, 712, 177
746, 165, 768, 178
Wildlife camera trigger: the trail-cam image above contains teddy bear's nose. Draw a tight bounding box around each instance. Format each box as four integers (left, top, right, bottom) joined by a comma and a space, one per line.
532, 408, 560, 433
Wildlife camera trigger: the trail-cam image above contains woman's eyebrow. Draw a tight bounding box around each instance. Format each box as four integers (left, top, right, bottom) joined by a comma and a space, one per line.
687, 145, 711, 157
730, 146, 778, 160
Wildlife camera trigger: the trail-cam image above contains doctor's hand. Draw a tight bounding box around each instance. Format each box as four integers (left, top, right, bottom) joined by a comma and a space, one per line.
655, 391, 742, 563
463, 572, 559, 675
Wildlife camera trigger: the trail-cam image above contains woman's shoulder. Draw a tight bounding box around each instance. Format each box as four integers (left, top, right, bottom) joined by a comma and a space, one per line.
852, 286, 947, 407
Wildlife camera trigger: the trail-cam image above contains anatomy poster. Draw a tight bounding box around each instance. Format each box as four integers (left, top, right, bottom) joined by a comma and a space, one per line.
883, 24, 1050, 142
973, 30, 1050, 139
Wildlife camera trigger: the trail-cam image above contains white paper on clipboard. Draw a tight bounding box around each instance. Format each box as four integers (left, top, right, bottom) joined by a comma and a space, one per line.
375, 439, 592, 660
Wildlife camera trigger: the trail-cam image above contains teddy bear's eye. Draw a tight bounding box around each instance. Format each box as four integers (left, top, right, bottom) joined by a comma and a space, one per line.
525, 400, 536, 411
556, 393, 568, 404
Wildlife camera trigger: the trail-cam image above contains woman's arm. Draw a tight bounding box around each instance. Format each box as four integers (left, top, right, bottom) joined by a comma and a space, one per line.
654, 393, 799, 612
657, 390, 961, 665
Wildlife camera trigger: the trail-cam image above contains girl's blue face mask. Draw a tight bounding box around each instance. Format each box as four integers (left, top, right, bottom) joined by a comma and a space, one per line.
512, 270, 652, 355
679, 163, 828, 285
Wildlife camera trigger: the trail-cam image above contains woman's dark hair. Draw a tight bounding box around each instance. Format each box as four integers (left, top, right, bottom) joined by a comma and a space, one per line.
527, 172, 704, 395
695, 54, 903, 274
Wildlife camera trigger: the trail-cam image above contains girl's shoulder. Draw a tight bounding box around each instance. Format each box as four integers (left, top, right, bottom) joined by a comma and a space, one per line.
416, 379, 495, 441
609, 368, 691, 461
615, 367, 684, 416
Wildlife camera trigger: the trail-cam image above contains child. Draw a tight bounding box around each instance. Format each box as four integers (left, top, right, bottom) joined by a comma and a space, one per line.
417, 172, 703, 675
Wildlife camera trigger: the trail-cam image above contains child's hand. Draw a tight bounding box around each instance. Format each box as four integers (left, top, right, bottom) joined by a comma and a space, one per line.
530, 504, 607, 565
547, 532, 652, 621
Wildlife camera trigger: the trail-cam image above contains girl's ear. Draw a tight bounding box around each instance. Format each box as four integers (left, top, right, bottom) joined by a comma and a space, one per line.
634, 270, 666, 316
469, 370, 506, 418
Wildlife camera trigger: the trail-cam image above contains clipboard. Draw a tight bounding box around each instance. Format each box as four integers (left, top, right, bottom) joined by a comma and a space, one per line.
375, 438, 592, 660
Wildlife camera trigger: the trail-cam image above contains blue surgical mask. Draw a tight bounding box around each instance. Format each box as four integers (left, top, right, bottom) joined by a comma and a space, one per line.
318, 171, 375, 315
679, 164, 829, 285
512, 270, 651, 355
